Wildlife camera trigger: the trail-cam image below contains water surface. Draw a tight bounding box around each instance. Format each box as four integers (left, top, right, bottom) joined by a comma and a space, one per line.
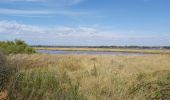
37, 50, 147, 56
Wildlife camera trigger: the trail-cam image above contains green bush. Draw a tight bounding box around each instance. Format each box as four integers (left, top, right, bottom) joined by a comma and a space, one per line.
0, 40, 36, 54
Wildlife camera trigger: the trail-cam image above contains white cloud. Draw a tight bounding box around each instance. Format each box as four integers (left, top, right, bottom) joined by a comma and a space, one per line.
0, 8, 89, 17
0, 8, 54, 15
0, 21, 45, 35
5, 0, 45, 2
0, 20, 169, 42
0, 0, 84, 5
58, 0, 84, 5
0, 20, 95, 37
0, 0, 47, 3
0, 20, 116, 39
0, 0, 88, 17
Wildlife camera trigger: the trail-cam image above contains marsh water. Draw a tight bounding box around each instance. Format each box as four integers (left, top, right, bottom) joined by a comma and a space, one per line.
37, 50, 147, 56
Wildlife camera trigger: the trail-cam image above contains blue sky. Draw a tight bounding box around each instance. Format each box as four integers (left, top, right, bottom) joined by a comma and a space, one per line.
0, 0, 170, 46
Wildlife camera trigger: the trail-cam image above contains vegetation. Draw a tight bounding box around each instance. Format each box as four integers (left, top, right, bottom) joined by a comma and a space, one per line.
0, 40, 169, 99
0, 52, 14, 99
2, 54, 169, 100
0, 40, 36, 54
0, 52, 9, 90
9, 68, 84, 100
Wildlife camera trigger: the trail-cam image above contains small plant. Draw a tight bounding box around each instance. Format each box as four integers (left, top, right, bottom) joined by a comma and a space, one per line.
136, 73, 146, 81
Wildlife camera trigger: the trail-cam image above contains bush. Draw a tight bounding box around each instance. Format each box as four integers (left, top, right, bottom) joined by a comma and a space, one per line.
0, 40, 36, 54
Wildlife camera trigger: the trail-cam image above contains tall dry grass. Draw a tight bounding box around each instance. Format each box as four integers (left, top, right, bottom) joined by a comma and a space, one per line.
0, 52, 13, 90
0, 52, 14, 100
6, 54, 170, 100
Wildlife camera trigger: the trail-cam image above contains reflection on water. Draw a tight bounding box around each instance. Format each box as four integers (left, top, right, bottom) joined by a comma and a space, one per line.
37, 50, 147, 56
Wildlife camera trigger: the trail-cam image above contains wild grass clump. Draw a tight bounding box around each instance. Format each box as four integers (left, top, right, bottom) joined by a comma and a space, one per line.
58, 57, 83, 72
0, 40, 36, 54
8, 68, 85, 100
0, 52, 13, 91
129, 70, 170, 99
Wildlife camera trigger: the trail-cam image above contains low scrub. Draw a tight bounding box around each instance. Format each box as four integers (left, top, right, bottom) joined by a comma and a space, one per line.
0, 40, 36, 54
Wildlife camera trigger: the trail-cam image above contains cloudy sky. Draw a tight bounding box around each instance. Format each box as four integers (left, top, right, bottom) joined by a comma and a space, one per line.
0, 0, 170, 46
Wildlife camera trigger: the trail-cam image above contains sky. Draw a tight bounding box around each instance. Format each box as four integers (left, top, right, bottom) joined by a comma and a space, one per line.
0, 0, 170, 46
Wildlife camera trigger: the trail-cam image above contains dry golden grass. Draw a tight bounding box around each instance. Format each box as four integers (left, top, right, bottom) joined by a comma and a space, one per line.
7, 54, 170, 100
0, 90, 7, 100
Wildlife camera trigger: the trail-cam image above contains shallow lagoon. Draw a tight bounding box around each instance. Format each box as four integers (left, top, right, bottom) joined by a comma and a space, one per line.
37, 49, 149, 56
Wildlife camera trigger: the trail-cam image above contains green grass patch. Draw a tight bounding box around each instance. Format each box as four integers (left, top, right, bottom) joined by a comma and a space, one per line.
0, 40, 36, 54
8, 68, 85, 100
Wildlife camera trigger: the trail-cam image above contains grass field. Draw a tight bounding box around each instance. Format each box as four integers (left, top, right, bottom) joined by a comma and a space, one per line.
2, 53, 170, 100
35, 47, 170, 54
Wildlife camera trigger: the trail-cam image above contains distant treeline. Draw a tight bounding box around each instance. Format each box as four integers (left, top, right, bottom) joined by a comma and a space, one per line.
32, 45, 170, 49
0, 40, 36, 54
